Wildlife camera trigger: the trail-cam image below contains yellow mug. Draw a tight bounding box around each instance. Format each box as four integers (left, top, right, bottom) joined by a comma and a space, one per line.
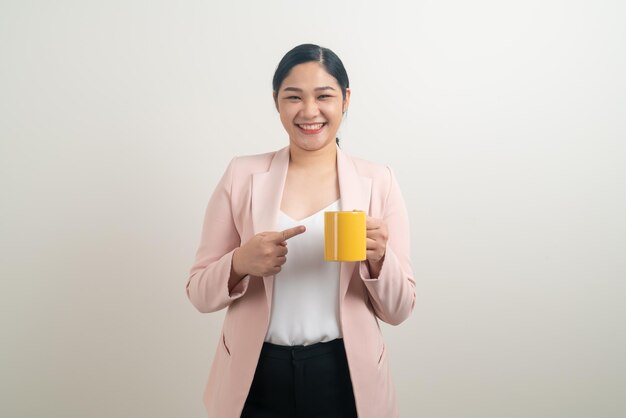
324, 210, 367, 262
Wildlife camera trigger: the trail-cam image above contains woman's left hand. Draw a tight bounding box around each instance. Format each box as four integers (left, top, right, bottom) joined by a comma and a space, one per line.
366, 216, 388, 277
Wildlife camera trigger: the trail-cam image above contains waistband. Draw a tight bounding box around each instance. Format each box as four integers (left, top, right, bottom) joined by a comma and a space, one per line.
260, 338, 345, 361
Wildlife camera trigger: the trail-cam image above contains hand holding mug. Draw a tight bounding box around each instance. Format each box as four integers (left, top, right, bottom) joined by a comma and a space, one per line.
366, 216, 388, 276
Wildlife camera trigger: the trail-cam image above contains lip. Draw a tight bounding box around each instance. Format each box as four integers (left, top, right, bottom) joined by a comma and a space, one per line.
296, 122, 327, 135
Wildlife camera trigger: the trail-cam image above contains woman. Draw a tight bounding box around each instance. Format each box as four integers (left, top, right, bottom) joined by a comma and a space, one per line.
186, 44, 415, 418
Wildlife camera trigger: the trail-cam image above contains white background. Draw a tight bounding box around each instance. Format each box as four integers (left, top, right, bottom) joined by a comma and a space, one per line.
1, 1, 625, 417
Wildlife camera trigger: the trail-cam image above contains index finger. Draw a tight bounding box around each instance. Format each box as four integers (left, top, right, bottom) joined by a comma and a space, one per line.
273, 225, 306, 243
282, 225, 306, 241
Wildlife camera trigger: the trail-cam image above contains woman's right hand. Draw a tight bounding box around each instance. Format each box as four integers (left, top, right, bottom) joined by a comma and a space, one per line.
231, 226, 306, 278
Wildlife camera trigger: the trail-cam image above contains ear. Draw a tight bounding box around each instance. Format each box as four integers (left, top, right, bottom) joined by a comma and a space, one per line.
342, 88, 351, 113
273, 91, 279, 112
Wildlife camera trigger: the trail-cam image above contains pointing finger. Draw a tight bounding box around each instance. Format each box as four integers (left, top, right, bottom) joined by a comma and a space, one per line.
282, 225, 306, 241
272, 225, 306, 243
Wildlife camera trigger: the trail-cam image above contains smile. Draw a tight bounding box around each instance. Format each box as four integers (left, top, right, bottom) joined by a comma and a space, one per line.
296, 123, 326, 134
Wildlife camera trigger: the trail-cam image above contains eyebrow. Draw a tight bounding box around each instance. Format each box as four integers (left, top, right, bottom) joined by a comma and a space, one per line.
281, 86, 336, 93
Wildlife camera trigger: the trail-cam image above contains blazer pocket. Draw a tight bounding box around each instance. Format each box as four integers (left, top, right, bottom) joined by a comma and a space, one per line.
221, 333, 231, 357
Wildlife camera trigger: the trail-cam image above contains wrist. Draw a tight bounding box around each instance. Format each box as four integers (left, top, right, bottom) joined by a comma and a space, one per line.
231, 248, 247, 279
367, 256, 384, 278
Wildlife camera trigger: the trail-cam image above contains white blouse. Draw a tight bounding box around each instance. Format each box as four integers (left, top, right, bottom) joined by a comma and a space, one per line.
264, 200, 342, 346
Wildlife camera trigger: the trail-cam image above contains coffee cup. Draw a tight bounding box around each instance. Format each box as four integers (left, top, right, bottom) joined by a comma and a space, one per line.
324, 210, 367, 262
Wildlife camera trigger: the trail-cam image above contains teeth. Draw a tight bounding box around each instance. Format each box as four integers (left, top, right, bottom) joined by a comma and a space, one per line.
299, 123, 324, 130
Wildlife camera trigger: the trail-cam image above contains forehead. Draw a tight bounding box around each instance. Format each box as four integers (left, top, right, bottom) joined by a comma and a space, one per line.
280, 62, 340, 90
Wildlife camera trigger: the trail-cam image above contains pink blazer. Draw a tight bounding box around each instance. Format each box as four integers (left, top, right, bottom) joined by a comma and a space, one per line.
186, 145, 415, 418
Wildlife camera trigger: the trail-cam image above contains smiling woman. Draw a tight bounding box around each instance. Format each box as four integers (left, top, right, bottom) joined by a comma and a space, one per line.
186, 44, 415, 418
272, 44, 350, 148
275, 62, 350, 152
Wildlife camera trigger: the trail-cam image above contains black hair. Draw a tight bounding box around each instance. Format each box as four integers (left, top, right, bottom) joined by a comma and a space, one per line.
272, 44, 350, 145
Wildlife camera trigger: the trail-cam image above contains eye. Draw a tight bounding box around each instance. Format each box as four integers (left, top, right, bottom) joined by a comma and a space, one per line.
318, 94, 333, 99
285, 96, 301, 101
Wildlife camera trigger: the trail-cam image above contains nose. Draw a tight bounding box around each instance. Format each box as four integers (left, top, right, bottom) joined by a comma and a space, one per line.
300, 98, 320, 119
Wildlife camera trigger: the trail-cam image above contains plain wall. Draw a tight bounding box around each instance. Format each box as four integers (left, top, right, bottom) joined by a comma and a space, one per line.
1, 0, 625, 417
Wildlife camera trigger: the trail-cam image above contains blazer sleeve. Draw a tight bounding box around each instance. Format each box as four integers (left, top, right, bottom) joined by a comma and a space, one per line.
359, 166, 416, 325
185, 158, 251, 313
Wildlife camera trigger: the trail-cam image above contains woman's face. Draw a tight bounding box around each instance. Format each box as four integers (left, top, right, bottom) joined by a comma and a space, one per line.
275, 62, 350, 153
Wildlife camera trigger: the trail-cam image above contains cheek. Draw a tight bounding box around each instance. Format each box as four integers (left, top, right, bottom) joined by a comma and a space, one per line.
278, 111, 293, 126
278, 106, 297, 123
320, 103, 343, 118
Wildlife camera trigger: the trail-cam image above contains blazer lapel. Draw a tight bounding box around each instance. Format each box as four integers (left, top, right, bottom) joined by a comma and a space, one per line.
251, 146, 290, 308
336, 146, 372, 300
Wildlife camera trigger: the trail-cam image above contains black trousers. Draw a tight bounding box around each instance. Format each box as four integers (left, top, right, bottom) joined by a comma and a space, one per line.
241, 338, 358, 418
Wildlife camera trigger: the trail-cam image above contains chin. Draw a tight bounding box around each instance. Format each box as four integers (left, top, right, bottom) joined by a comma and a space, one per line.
292, 136, 335, 151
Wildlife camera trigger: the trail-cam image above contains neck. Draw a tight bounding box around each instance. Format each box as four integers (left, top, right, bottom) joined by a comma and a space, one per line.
288, 142, 338, 170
